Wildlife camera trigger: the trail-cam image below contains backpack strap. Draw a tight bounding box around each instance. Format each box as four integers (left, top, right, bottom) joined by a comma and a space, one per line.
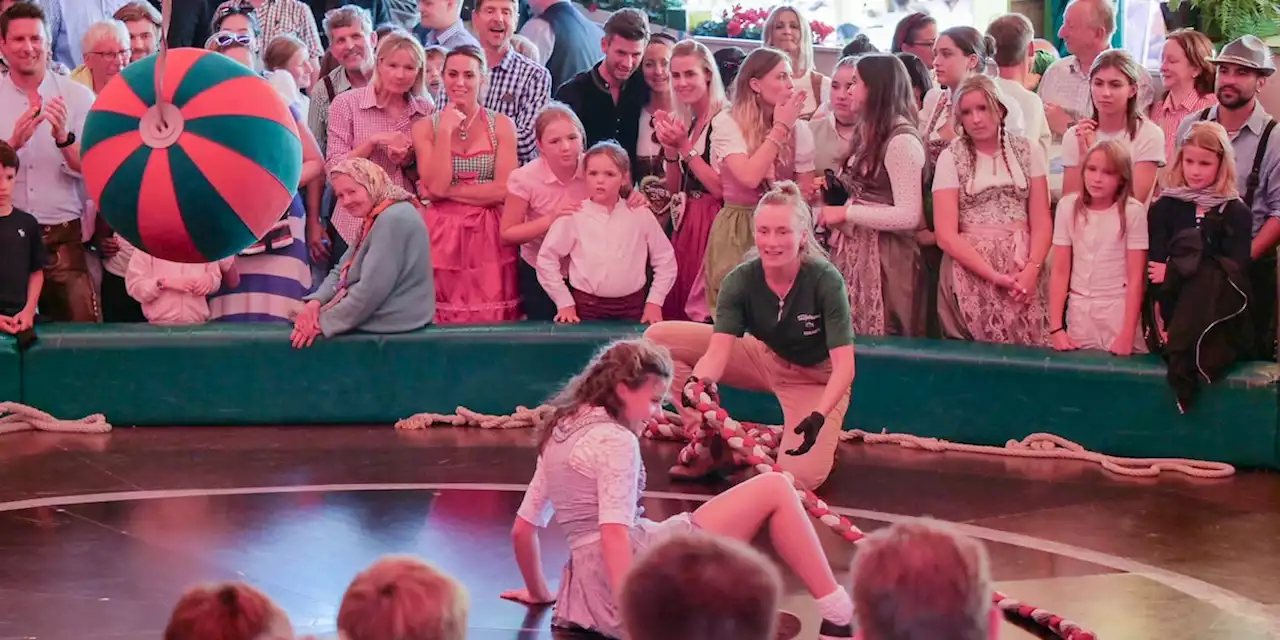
1199, 107, 1213, 121
1244, 117, 1277, 209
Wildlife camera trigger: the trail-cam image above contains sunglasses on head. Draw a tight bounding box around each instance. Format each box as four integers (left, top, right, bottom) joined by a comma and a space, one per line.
209, 31, 253, 49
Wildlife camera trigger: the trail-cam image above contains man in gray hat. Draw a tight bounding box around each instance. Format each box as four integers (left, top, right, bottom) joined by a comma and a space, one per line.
1176, 34, 1280, 360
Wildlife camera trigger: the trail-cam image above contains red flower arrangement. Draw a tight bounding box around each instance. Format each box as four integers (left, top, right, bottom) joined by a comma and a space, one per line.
693, 4, 836, 45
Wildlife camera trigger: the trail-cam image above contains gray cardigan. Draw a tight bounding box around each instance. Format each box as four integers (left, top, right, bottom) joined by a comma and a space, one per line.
305, 201, 435, 336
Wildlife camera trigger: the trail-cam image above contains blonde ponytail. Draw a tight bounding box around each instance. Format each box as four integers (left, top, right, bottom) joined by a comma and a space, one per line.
744, 181, 828, 262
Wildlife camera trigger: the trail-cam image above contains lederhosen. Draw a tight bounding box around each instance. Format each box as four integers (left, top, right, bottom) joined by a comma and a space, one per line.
1200, 107, 1279, 360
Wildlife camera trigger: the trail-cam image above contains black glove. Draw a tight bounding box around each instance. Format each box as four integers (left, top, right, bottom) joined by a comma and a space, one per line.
823, 169, 849, 207
680, 375, 720, 409
784, 412, 825, 456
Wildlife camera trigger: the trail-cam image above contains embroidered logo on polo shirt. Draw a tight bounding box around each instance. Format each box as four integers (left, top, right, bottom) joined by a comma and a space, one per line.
797, 312, 819, 335
16, 228, 23, 238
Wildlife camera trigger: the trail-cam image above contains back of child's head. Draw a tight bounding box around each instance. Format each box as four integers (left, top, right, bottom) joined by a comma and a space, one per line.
0, 140, 19, 172
337, 555, 468, 640
851, 519, 993, 640
620, 532, 783, 640
164, 581, 293, 640
1164, 121, 1238, 196
1074, 139, 1133, 236
541, 338, 673, 450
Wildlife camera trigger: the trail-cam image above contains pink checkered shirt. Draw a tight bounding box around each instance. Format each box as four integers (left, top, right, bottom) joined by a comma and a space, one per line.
1150, 89, 1218, 166
325, 85, 435, 244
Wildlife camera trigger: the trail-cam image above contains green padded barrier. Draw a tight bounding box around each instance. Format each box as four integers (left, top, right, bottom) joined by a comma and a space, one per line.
0, 335, 18, 403
846, 337, 1280, 469
22, 323, 642, 426
19, 324, 1280, 468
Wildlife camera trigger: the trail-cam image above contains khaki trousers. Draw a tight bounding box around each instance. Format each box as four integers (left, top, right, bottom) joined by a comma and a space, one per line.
644, 321, 849, 490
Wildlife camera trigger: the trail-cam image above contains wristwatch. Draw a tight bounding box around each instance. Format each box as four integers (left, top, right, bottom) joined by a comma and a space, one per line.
55, 132, 76, 148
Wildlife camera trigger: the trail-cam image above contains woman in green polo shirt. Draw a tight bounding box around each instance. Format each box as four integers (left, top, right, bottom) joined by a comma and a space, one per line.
644, 181, 856, 491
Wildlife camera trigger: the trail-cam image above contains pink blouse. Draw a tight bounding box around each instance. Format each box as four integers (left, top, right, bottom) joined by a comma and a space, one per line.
507, 157, 587, 266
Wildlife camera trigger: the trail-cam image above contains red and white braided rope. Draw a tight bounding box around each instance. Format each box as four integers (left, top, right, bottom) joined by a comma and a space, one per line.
677, 380, 1096, 640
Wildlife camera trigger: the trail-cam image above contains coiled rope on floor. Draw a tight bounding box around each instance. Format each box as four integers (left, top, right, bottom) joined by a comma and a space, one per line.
0, 402, 112, 436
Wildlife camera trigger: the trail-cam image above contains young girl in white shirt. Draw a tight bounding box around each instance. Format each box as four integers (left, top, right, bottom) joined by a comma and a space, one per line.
537, 142, 678, 324
1061, 49, 1166, 203
1049, 140, 1149, 355
503, 339, 855, 639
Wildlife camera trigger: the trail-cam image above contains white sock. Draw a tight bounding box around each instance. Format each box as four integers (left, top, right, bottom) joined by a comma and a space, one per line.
816, 585, 853, 625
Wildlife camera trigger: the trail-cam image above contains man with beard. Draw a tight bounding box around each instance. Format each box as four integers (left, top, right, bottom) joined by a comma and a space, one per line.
307, 5, 377, 271
471, 0, 550, 164
0, 3, 98, 322
1177, 35, 1280, 360
553, 8, 648, 166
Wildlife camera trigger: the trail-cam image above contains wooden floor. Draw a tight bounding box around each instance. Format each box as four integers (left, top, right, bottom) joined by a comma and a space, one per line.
1, 425, 1278, 639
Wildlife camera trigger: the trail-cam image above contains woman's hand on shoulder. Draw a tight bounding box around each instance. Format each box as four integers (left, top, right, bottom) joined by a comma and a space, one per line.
625, 189, 647, 210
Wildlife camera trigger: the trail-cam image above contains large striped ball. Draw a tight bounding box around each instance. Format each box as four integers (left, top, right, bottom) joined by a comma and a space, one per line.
82, 48, 302, 264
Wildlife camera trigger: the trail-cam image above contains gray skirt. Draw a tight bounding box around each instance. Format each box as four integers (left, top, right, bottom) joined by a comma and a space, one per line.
552, 513, 698, 638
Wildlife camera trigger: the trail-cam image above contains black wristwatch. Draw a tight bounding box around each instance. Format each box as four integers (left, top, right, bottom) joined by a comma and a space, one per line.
56, 132, 75, 148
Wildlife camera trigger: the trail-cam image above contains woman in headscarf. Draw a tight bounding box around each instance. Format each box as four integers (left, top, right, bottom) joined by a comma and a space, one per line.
291, 159, 436, 348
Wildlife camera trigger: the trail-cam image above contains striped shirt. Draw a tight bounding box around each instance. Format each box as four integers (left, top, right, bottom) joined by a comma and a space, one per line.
217, 0, 324, 59
1150, 89, 1217, 166
441, 48, 551, 164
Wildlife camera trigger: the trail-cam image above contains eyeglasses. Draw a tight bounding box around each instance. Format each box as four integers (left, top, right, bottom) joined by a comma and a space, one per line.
207, 31, 253, 49
88, 49, 130, 60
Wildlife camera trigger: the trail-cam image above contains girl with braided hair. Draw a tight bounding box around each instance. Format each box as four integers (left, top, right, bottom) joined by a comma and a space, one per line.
504, 338, 856, 640
933, 75, 1052, 345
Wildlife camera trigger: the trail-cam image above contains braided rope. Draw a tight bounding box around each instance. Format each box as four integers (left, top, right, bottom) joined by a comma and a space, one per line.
677, 380, 1096, 640
0, 402, 112, 436
395, 405, 557, 431
840, 430, 1235, 478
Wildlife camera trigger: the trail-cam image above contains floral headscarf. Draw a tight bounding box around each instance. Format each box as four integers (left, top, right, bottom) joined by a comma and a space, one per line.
328, 157, 415, 212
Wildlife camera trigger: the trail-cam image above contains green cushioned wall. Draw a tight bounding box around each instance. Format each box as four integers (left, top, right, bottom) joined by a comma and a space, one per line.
20, 324, 1280, 468
0, 335, 18, 403
847, 337, 1280, 468
21, 323, 642, 426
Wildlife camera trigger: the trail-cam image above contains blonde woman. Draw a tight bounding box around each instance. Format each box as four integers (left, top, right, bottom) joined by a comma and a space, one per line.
326, 30, 434, 255
933, 75, 1052, 346
762, 5, 831, 120
704, 47, 814, 311
1062, 50, 1166, 203
646, 181, 854, 492
413, 44, 521, 324
653, 39, 727, 322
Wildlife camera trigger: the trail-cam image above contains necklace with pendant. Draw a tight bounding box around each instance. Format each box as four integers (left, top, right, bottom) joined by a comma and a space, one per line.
457, 107, 480, 141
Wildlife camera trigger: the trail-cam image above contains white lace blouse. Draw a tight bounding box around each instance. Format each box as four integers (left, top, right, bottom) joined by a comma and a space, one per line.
839, 133, 927, 231
516, 420, 643, 529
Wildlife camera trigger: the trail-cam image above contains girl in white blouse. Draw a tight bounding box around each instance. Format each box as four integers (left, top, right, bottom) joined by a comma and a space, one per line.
537, 142, 677, 324
933, 75, 1052, 346
762, 4, 832, 120
503, 339, 855, 639
1049, 140, 1148, 355
1061, 49, 1166, 203
704, 47, 815, 312
819, 54, 928, 336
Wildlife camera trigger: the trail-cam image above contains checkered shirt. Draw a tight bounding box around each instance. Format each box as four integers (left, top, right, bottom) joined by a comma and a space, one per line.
217, 0, 324, 59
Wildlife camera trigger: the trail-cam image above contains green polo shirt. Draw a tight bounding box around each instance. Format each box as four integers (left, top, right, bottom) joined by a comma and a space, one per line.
714, 257, 854, 367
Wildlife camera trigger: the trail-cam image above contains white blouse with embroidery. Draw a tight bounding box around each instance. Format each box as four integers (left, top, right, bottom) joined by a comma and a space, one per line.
516, 420, 642, 528
933, 140, 1048, 195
